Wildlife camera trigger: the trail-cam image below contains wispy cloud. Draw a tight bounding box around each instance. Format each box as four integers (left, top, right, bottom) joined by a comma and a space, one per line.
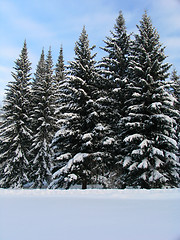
0, 1, 56, 40
151, 0, 180, 33
0, 45, 21, 61
0, 66, 12, 75
164, 37, 180, 49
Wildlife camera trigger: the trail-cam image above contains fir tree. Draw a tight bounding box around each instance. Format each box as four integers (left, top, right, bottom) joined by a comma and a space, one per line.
30, 48, 56, 188
119, 12, 180, 188
100, 11, 130, 81
50, 27, 108, 189
53, 45, 68, 115
170, 69, 180, 111
99, 11, 130, 187
55, 45, 66, 84
0, 41, 32, 188
170, 69, 180, 161
50, 45, 70, 174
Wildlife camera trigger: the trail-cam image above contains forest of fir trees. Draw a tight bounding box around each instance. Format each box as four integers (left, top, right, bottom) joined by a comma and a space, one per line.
0, 11, 179, 189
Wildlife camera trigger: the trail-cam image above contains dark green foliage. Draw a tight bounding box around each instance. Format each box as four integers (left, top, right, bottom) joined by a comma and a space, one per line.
170, 69, 180, 160
119, 12, 179, 188
99, 11, 130, 187
50, 27, 109, 189
0, 12, 179, 189
0, 41, 32, 188
30, 48, 56, 188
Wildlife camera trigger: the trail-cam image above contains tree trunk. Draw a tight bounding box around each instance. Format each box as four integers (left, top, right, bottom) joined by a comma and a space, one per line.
82, 179, 87, 189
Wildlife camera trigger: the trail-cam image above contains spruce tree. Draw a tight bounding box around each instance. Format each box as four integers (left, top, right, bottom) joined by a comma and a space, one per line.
50, 45, 70, 174
0, 41, 32, 188
119, 12, 180, 188
53, 45, 68, 117
55, 45, 66, 84
50, 27, 108, 189
170, 69, 180, 111
30, 48, 56, 188
170, 69, 180, 161
99, 11, 130, 187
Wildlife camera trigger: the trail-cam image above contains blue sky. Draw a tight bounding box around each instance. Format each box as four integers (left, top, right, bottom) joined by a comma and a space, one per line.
0, 0, 180, 104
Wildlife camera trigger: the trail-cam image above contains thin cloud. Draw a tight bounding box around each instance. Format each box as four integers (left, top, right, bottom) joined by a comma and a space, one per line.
0, 0, 56, 40
0, 66, 12, 75
0, 45, 21, 61
151, 0, 180, 33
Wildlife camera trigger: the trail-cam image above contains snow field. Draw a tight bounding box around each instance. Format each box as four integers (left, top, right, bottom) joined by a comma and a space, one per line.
0, 189, 180, 240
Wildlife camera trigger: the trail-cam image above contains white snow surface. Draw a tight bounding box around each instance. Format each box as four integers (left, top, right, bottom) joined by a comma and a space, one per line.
0, 188, 180, 240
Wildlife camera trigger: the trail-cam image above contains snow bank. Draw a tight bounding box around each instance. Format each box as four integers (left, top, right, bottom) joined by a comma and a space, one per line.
0, 189, 180, 240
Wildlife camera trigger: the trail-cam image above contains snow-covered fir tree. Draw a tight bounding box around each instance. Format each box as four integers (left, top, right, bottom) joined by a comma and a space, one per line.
100, 11, 130, 81
55, 45, 66, 84
53, 45, 68, 116
50, 45, 70, 174
170, 69, 180, 113
170, 69, 180, 161
0, 41, 32, 188
119, 12, 180, 188
30, 48, 56, 188
50, 27, 109, 189
99, 11, 130, 187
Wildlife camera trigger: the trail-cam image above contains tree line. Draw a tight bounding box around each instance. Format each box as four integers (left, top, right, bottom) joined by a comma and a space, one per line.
0, 11, 179, 189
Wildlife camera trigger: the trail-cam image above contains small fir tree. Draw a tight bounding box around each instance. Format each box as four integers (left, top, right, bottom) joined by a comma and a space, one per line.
119, 12, 180, 188
0, 41, 32, 188
170, 69, 180, 161
30, 48, 56, 188
53, 45, 68, 116
55, 45, 66, 84
50, 45, 70, 173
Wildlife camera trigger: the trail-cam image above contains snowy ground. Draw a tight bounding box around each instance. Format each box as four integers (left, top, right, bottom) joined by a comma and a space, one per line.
0, 188, 180, 240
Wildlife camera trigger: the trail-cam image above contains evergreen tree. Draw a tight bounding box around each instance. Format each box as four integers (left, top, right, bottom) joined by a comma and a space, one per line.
119, 12, 180, 188
53, 45, 68, 116
99, 11, 130, 187
0, 41, 32, 188
50, 27, 109, 189
100, 11, 130, 81
170, 69, 180, 161
30, 48, 56, 188
170, 69, 180, 110
50, 45, 70, 174
55, 45, 66, 84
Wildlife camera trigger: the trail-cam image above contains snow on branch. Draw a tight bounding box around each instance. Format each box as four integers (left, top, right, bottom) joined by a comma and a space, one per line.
124, 134, 143, 143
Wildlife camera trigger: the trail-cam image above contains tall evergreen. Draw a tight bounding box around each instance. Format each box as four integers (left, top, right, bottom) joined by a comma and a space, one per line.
53, 45, 68, 115
100, 11, 130, 81
50, 27, 108, 189
99, 11, 130, 187
30, 48, 56, 188
170, 69, 180, 161
0, 41, 32, 188
55, 45, 66, 84
119, 12, 180, 188
50, 45, 70, 174
170, 69, 180, 111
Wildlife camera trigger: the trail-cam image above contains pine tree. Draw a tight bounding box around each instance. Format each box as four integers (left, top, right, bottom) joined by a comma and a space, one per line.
99, 11, 130, 187
30, 48, 56, 188
50, 27, 109, 189
0, 41, 32, 188
119, 12, 180, 188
